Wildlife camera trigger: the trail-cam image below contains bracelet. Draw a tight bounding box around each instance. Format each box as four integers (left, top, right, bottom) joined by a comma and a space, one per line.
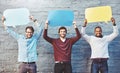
113, 23, 116, 26
33, 19, 37, 22
83, 26, 86, 27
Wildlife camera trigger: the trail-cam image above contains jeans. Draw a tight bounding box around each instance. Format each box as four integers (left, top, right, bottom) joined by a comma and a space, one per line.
91, 59, 108, 73
18, 63, 37, 73
54, 62, 72, 73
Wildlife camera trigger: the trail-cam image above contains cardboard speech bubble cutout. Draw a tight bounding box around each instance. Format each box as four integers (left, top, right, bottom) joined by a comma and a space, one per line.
48, 10, 74, 26
3, 8, 30, 27
85, 6, 112, 23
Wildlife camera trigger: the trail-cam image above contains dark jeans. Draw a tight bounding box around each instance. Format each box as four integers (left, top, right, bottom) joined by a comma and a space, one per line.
91, 59, 108, 73
54, 62, 72, 73
18, 62, 37, 73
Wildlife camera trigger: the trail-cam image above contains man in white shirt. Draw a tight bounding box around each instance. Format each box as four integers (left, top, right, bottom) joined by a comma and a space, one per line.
81, 17, 119, 73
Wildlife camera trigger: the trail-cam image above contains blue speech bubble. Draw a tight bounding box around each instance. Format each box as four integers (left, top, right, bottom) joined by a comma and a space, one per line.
3, 8, 30, 27
48, 10, 74, 26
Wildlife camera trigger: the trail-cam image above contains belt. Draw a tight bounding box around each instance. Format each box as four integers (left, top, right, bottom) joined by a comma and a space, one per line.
22, 62, 35, 64
91, 58, 108, 62
55, 61, 70, 64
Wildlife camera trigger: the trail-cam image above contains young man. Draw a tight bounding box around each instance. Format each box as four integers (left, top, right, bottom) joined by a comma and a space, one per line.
81, 17, 119, 73
1, 16, 43, 73
43, 21, 81, 73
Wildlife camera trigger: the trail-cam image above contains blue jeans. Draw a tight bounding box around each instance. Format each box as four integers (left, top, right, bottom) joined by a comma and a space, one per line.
91, 59, 108, 73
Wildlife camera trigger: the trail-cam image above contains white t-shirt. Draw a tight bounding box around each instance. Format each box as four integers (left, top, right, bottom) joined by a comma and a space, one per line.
81, 26, 119, 58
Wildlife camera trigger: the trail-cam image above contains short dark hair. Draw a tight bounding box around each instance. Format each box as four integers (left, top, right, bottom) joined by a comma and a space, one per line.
94, 26, 102, 32
25, 26, 34, 33
58, 26, 67, 33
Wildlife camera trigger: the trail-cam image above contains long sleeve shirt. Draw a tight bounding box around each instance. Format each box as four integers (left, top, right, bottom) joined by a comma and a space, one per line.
43, 28, 81, 62
6, 25, 43, 62
81, 26, 119, 58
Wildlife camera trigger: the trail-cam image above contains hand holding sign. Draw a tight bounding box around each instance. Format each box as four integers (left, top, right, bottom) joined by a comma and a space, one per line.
3, 8, 30, 27
83, 19, 87, 27
1, 16, 6, 30
73, 21, 77, 28
45, 20, 49, 29
47, 10, 74, 26
111, 17, 116, 26
85, 6, 112, 23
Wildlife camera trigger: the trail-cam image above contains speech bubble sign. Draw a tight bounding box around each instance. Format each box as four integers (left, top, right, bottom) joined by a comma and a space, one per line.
47, 10, 74, 26
3, 8, 30, 27
85, 6, 112, 23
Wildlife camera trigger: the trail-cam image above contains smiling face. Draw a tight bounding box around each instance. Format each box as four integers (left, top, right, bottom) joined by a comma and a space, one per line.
59, 29, 66, 38
58, 27, 67, 38
25, 26, 34, 39
94, 26, 102, 37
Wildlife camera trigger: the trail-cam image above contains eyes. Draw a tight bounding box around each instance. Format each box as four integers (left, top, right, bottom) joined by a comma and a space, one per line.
26, 32, 33, 34
95, 28, 102, 33
59, 29, 66, 33
26, 29, 33, 34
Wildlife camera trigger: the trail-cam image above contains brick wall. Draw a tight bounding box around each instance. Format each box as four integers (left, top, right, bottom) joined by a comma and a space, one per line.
0, 0, 120, 73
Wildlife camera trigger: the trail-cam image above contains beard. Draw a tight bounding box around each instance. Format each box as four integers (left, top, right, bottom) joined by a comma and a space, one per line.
95, 34, 103, 38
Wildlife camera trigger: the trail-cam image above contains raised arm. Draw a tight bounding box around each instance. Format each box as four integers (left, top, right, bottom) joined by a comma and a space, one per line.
43, 20, 53, 44
70, 21, 81, 44
1, 16, 20, 40
106, 17, 119, 41
81, 19, 91, 42
29, 15, 43, 40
